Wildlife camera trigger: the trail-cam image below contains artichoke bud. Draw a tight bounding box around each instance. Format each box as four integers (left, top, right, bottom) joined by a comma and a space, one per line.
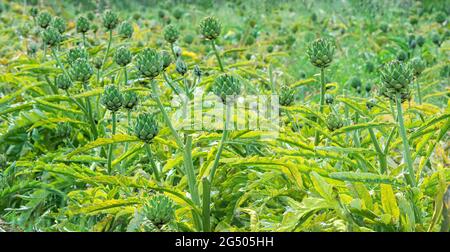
76, 16, 90, 34
136, 48, 163, 79
135, 113, 159, 143
410, 57, 425, 77
416, 36, 425, 47
87, 12, 96, 21
119, 21, 133, 39
324, 93, 334, 105
160, 50, 172, 70
365, 82, 373, 93
27, 42, 38, 56
123, 91, 139, 110
101, 85, 123, 112
52, 17, 66, 34
194, 65, 202, 78
42, 26, 61, 47
93, 57, 103, 69
102, 10, 119, 30
365, 61, 375, 73
199, 16, 221, 40
29, 7, 38, 18
366, 98, 377, 110
114, 46, 132, 67
397, 50, 408, 61
71, 58, 93, 82
163, 24, 179, 44
212, 74, 242, 104
380, 60, 413, 101
67, 47, 88, 65
56, 74, 72, 90
431, 33, 441, 46
37, 11, 52, 29
435, 11, 446, 24
306, 37, 335, 68
173, 45, 182, 58
144, 195, 175, 226
279, 85, 295, 106
349, 77, 362, 92
326, 114, 344, 131
175, 58, 187, 76
173, 9, 183, 20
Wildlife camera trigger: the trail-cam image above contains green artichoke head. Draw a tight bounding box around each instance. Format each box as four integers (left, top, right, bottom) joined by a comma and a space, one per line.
199, 16, 221, 40
71, 58, 93, 83
380, 60, 413, 101
76, 16, 90, 34
324, 93, 334, 105
163, 24, 179, 44
135, 113, 159, 143
37, 11, 52, 29
119, 21, 133, 39
101, 85, 124, 112
144, 195, 175, 227
194, 65, 202, 78
29, 7, 38, 18
114, 46, 132, 67
136, 48, 163, 79
410, 57, 425, 77
67, 47, 88, 65
279, 85, 295, 106
306, 37, 335, 68
123, 91, 139, 110
326, 113, 344, 131
52, 17, 66, 34
56, 74, 72, 90
175, 57, 187, 76
102, 10, 119, 30
212, 74, 242, 103
42, 26, 61, 47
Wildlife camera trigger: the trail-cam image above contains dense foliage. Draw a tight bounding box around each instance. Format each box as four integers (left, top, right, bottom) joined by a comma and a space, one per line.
0, 0, 449, 232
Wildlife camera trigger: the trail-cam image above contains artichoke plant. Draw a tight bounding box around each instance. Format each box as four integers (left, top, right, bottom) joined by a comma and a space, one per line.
325, 93, 334, 105
114, 46, 132, 67
199, 16, 221, 40
67, 47, 88, 65
306, 38, 335, 68
76, 16, 90, 34
194, 65, 202, 78
212, 74, 242, 103
326, 114, 343, 131
380, 60, 413, 102
102, 10, 119, 30
164, 24, 179, 44
136, 48, 163, 79
410, 57, 425, 77
279, 85, 295, 106
71, 58, 93, 83
123, 91, 139, 110
56, 74, 72, 90
52, 17, 66, 34
135, 113, 159, 143
37, 11, 52, 29
143, 195, 175, 227
101, 85, 124, 112
349, 76, 362, 93
175, 58, 187, 76
42, 26, 61, 47
119, 21, 133, 39
29, 7, 38, 19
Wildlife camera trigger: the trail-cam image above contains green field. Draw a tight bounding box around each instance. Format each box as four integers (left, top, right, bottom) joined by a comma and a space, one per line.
0, 0, 449, 232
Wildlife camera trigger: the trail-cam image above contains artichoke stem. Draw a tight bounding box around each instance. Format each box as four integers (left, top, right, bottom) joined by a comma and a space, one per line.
416, 78, 422, 105
211, 40, 224, 72
202, 177, 211, 232
107, 112, 116, 174
368, 127, 387, 174
314, 67, 326, 146
82, 33, 86, 48
101, 30, 113, 77
163, 72, 180, 96
170, 43, 177, 59
396, 93, 416, 187
145, 144, 161, 183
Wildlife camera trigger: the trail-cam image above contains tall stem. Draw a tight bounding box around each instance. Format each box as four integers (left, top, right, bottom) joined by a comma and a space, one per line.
211, 40, 224, 72
107, 112, 116, 174
314, 67, 325, 146
82, 33, 86, 48
368, 128, 387, 174
184, 135, 200, 205
396, 94, 416, 187
101, 30, 113, 78
150, 80, 184, 148
202, 177, 211, 232
163, 72, 180, 96
83, 82, 98, 139
145, 144, 161, 183
209, 104, 230, 182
